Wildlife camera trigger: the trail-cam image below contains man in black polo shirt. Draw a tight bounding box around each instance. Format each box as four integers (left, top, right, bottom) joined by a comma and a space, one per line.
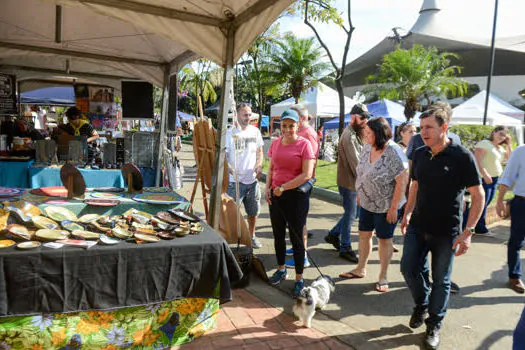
400, 106, 484, 350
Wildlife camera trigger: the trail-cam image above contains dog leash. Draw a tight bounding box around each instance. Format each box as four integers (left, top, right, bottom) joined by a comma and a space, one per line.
272, 192, 328, 280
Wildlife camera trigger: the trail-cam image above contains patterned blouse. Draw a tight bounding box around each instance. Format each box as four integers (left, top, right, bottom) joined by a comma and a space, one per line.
356, 141, 408, 213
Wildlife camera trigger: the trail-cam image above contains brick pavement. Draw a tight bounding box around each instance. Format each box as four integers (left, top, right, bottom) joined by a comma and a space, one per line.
176, 289, 352, 350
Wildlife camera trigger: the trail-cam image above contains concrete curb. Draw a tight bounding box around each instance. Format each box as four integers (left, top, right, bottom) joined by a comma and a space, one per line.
259, 173, 342, 206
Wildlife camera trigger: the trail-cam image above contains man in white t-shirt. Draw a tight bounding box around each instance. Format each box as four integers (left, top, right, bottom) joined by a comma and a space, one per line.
35, 107, 47, 130
225, 104, 264, 248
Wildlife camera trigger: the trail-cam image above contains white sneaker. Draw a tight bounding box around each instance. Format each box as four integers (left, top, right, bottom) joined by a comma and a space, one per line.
251, 237, 262, 249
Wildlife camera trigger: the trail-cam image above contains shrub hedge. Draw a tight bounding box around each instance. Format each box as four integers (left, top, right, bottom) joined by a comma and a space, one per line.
448, 124, 517, 151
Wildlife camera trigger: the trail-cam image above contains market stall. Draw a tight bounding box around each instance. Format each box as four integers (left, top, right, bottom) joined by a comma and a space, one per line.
0, 186, 242, 348
0, 0, 294, 347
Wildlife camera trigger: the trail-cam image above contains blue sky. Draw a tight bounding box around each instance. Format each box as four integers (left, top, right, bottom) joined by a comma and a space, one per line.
278, 0, 525, 66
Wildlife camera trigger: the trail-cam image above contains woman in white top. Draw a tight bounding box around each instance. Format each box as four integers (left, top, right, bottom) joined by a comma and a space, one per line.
473, 126, 512, 234
397, 122, 417, 151
339, 117, 408, 293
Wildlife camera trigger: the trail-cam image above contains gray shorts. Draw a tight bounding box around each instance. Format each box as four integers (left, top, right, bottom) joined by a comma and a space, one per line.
226, 181, 261, 217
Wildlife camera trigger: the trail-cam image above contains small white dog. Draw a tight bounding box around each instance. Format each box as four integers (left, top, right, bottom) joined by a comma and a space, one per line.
293, 275, 335, 328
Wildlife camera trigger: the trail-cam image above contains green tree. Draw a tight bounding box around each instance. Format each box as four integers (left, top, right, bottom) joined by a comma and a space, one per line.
365, 45, 468, 120
153, 86, 163, 114
288, 0, 353, 136
239, 24, 285, 128
265, 34, 330, 104
179, 59, 218, 117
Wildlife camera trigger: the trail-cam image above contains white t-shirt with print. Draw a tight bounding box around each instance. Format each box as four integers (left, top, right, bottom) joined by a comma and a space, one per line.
356, 141, 408, 213
35, 110, 46, 130
225, 125, 264, 184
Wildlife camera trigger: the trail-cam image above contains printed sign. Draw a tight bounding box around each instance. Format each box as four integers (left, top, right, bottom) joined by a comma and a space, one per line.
0, 73, 17, 115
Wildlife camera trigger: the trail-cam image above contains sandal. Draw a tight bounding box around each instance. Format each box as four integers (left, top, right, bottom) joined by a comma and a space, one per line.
339, 271, 365, 279
509, 279, 525, 294
375, 281, 389, 293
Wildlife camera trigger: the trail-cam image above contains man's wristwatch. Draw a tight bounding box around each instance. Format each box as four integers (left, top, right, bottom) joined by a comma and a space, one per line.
279, 185, 285, 192
466, 226, 475, 234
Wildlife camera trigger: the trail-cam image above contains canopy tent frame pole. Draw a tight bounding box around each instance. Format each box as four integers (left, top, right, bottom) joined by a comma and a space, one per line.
483, 0, 499, 125
0, 41, 161, 67
0, 64, 140, 82
209, 26, 235, 230
155, 65, 170, 187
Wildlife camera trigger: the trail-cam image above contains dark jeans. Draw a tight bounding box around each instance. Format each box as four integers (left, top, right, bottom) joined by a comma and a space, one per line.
475, 176, 498, 233
401, 226, 456, 329
269, 190, 310, 275
514, 305, 525, 350
508, 196, 525, 279
328, 186, 357, 251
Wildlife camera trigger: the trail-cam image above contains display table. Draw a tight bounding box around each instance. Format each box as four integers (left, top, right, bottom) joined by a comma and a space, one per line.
0, 192, 242, 348
22, 191, 182, 216
0, 160, 33, 188
29, 166, 158, 189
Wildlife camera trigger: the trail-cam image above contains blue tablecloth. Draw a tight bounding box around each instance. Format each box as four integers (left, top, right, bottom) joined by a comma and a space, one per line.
30, 166, 124, 188
0, 160, 34, 188
29, 166, 158, 188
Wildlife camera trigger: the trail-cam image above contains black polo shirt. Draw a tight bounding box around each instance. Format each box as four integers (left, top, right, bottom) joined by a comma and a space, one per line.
410, 140, 480, 236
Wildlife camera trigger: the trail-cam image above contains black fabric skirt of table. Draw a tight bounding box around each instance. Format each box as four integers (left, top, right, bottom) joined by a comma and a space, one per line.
0, 223, 242, 317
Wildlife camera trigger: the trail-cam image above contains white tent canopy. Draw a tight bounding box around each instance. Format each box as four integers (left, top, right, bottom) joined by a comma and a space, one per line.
451, 105, 522, 126
0, 0, 294, 228
453, 90, 525, 120
0, 0, 294, 86
270, 82, 357, 117
451, 105, 524, 145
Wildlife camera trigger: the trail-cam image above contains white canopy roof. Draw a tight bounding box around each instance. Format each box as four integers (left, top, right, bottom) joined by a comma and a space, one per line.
451, 105, 522, 126
453, 90, 525, 120
343, 0, 525, 89
451, 104, 524, 145
270, 82, 357, 117
0, 0, 294, 86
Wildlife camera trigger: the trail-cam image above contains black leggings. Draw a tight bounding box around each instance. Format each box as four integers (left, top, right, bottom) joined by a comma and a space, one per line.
269, 190, 310, 275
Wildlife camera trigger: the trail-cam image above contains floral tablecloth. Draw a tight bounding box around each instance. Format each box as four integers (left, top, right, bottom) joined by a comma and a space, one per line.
0, 297, 219, 349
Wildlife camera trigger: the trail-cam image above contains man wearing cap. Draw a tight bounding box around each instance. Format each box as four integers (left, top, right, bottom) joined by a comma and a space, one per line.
324, 103, 369, 263
225, 103, 264, 249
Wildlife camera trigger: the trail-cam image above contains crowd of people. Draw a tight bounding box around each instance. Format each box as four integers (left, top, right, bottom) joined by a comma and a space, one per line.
225, 101, 524, 349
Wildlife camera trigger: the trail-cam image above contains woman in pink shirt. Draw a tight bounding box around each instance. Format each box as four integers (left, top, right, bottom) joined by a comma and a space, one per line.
266, 109, 315, 298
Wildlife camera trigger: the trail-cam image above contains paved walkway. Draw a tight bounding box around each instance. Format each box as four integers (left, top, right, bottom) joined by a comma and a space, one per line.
177, 289, 350, 349
174, 147, 523, 349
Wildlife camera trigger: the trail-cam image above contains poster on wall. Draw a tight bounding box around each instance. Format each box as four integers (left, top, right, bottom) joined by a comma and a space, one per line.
89, 86, 116, 116
0, 73, 17, 115
74, 84, 90, 113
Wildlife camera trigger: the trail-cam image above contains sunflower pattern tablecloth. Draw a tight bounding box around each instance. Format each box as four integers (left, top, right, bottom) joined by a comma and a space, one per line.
0, 297, 218, 349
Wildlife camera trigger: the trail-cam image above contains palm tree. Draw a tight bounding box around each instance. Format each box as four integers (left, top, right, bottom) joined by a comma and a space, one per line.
241, 24, 284, 127
365, 45, 468, 120
179, 59, 218, 117
265, 34, 330, 103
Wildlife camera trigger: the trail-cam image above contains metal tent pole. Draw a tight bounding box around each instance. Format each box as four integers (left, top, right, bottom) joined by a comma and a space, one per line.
155, 66, 170, 187
483, 0, 499, 126
209, 26, 235, 229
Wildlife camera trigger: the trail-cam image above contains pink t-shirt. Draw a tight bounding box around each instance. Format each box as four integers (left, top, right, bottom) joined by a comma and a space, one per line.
267, 136, 315, 188
297, 125, 319, 158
